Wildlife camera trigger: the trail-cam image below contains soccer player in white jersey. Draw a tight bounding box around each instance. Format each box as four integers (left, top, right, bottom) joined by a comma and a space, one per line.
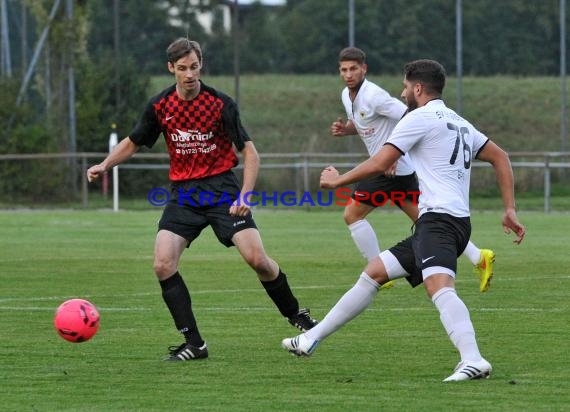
331, 47, 495, 292
283, 59, 526, 381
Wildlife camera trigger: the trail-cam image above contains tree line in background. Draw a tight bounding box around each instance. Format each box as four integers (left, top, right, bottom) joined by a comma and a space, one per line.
92, 0, 566, 76
0, 0, 567, 203
83, 0, 567, 76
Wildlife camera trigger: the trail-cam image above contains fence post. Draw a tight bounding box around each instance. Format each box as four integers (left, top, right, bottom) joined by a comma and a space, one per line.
109, 124, 119, 212
302, 155, 310, 211
81, 154, 88, 208
544, 154, 551, 213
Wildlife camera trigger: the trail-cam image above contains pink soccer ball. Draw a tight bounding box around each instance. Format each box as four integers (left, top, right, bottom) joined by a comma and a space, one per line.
54, 299, 100, 343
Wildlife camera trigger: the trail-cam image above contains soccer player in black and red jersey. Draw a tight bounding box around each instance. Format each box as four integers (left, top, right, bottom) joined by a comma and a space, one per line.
87, 38, 317, 361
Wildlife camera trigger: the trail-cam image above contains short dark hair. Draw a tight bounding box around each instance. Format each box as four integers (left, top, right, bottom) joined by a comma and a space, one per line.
403, 59, 446, 95
166, 38, 202, 65
338, 47, 366, 64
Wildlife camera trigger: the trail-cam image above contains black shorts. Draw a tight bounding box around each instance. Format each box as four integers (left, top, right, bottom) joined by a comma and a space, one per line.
158, 171, 257, 247
351, 173, 420, 208
389, 212, 471, 287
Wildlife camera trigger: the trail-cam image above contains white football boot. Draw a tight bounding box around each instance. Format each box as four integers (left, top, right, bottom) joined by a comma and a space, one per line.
443, 358, 492, 382
281, 334, 319, 357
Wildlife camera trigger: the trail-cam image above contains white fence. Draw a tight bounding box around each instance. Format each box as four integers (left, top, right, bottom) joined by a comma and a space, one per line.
0, 151, 569, 212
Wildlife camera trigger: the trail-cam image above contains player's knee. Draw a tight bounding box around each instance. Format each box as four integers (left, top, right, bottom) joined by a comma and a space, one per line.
343, 207, 360, 225
343, 202, 372, 225
153, 259, 175, 279
248, 255, 268, 272
245, 252, 272, 275
364, 256, 389, 283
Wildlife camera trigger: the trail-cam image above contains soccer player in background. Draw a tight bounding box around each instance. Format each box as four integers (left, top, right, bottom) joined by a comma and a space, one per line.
87, 38, 317, 361
283, 59, 526, 381
330, 47, 495, 292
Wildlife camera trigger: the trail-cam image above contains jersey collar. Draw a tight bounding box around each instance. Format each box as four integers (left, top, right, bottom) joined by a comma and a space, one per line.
425, 97, 444, 105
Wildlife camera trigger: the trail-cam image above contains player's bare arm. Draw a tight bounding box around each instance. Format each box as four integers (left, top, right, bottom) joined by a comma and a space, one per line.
330, 117, 357, 137
230, 141, 260, 217
385, 160, 398, 177
320, 144, 401, 189
477, 140, 526, 244
86, 137, 140, 182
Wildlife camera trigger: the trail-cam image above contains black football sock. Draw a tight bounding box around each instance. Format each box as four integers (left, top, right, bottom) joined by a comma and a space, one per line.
159, 272, 204, 347
260, 269, 300, 318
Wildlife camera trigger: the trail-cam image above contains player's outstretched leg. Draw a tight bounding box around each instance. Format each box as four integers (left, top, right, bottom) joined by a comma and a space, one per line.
282, 273, 380, 358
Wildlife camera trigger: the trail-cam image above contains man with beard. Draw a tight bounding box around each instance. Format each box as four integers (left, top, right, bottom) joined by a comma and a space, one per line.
283, 59, 526, 382
330, 47, 495, 292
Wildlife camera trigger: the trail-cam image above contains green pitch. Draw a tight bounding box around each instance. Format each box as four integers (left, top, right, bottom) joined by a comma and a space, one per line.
0, 209, 568, 411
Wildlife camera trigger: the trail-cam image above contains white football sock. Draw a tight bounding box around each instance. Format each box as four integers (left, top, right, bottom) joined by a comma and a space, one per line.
462, 241, 481, 266
348, 220, 381, 261
432, 287, 482, 362
305, 273, 379, 341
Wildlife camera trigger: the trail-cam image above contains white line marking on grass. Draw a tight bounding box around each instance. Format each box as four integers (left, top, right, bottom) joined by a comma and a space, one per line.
187, 306, 567, 313
0, 305, 565, 313
0, 306, 151, 311
0, 285, 351, 303
1, 275, 569, 304
355, 307, 568, 313
1, 277, 568, 313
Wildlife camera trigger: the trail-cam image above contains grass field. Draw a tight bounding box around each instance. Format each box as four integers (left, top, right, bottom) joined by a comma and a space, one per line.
1, 209, 568, 411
